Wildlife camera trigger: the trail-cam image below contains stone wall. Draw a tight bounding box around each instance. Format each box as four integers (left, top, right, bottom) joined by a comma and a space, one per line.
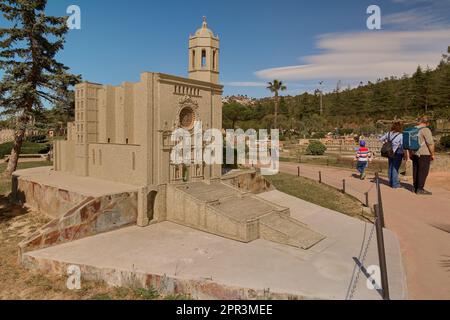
19, 191, 138, 256
166, 184, 259, 242
221, 169, 274, 194
0, 129, 15, 144
53, 140, 75, 174
20, 255, 307, 300
12, 175, 87, 219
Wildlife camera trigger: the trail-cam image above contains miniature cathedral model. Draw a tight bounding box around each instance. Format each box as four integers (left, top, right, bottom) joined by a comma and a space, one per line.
53, 17, 223, 188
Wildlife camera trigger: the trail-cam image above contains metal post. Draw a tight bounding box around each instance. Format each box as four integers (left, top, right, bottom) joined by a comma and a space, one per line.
374, 204, 390, 300
297, 166, 300, 177
365, 192, 369, 207
342, 179, 346, 194
319, 171, 322, 183
375, 172, 385, 228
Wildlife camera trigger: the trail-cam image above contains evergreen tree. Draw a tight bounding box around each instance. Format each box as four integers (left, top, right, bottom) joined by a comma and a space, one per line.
436, 47, 450, 111
411, 66, 427, 113
0, 0, 80, 176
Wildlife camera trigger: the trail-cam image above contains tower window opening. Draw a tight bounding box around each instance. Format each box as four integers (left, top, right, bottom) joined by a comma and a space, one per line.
126, 138, 129, 144
192, 50, 196, 69
107, 138, 111, 143
213, 50, 216, 70
201, 50, 206, 68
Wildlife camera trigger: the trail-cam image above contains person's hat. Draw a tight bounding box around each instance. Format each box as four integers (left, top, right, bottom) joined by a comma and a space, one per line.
359, 140, 366, 147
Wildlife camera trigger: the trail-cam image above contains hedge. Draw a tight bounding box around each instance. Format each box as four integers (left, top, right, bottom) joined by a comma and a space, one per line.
0, 141, 51, 158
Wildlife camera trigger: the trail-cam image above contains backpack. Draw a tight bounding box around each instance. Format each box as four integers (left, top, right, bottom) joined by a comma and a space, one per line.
403, 127, 424, 151
380, 132, 399, 158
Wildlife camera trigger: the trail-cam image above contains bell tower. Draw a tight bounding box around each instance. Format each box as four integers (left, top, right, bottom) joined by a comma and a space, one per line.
189, 17, 219, 84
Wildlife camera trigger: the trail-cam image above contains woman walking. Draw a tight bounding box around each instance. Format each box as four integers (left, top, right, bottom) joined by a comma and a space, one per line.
380, 122, 405, 189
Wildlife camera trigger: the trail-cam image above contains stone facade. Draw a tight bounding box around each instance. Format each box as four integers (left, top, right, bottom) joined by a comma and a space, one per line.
53, 19, 223, 224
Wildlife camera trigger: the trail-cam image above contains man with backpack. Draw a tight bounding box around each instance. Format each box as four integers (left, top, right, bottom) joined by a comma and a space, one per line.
404, 116, 436, 195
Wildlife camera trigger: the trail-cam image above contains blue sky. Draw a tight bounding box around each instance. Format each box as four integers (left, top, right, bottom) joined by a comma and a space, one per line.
3, 0, 450, 98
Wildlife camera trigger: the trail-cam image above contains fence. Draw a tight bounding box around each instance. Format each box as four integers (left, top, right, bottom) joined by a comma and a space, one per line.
282, 155, 389, 175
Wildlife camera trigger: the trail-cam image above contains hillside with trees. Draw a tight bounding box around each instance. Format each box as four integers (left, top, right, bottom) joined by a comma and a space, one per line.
223, 47, 450, 138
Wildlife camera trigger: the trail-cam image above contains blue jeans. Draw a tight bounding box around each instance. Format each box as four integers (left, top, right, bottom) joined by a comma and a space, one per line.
357, 161, 368, 174
388, 152, 403, 188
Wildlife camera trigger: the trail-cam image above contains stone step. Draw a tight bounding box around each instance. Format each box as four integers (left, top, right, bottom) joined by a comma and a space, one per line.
167, 181, 325, 249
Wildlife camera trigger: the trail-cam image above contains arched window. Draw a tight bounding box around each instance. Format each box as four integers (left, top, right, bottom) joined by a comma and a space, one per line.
201, 50, 206, 68
192, 50, 196, 69
213, 50, 216, 70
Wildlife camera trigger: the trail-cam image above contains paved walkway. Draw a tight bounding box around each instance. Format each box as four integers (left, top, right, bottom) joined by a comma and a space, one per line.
279, 162, 450, 300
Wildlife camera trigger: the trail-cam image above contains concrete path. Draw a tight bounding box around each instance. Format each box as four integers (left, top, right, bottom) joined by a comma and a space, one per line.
23, 190, 406, 300
279, 162, 450, 300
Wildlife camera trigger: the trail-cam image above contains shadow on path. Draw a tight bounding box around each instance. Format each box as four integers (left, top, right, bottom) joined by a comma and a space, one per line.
352, 257, 384, 298
370, 176, 415, 193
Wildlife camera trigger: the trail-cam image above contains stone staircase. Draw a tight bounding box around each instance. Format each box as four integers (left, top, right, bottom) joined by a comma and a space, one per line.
166, 181, 324, 249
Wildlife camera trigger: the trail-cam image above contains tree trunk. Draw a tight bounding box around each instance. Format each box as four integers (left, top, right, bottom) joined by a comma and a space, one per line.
274, 93, 279, 129
3, 129, 25, 177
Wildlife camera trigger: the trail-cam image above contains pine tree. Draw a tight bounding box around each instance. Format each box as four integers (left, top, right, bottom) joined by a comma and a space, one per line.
436, 47, 450, 111
0, 0, 80, 176
411, 66, 428, 113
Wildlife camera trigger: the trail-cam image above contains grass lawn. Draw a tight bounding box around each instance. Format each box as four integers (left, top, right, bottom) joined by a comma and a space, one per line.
0, 161, 53, 194
265, 172, 374, 222
0, 160, 190, 300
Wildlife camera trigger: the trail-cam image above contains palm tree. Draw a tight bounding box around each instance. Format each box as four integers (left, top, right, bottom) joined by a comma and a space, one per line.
267, 80, 287, 129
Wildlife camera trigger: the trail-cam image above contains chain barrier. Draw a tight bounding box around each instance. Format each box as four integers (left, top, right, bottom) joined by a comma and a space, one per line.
347, 217, 378, 300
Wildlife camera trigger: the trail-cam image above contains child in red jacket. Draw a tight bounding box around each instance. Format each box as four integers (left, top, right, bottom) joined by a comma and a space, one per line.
355, 140, 372, 180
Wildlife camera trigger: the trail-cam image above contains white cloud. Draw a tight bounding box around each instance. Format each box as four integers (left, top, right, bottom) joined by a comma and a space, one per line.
386, 0, 450, 29
255, 29, 450, 82
384, 8, 448, 29
223, 81, 268, 87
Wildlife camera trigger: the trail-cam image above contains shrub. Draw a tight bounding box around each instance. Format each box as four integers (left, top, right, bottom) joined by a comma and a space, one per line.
440, 135, 450, 149
26, 135, 47, 143
311, 132, 326, 139
306, 140, 327, 155
0, 141, 51, 158
134, 287, 159, 300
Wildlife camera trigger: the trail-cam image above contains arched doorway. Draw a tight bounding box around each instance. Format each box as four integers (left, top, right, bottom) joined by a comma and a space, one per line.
147, 191, 157, 222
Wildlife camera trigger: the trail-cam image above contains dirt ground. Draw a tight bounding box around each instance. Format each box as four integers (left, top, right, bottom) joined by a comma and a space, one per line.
428, 172, 450, 192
